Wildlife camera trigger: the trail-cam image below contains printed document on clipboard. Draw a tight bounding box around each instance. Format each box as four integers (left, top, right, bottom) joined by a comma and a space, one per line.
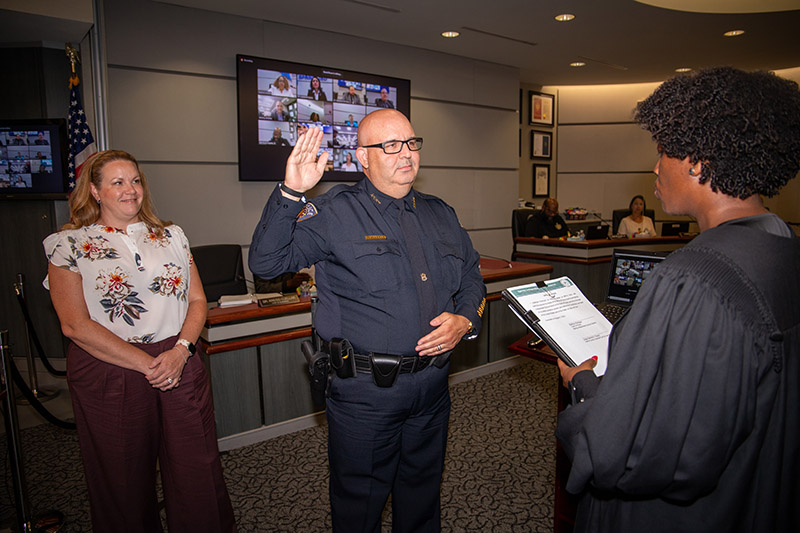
502, 277, 611, 376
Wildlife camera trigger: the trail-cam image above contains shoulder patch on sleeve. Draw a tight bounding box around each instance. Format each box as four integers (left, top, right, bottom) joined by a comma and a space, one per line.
297, 202, 318, 222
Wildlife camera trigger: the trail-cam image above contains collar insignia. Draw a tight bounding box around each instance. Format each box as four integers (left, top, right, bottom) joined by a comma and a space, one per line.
370, 193, 382, 205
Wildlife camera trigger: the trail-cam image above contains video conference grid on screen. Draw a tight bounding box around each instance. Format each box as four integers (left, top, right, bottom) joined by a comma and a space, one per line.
609, 258, 660, 301
256, 69, 400, 173
0, 129, 55, 189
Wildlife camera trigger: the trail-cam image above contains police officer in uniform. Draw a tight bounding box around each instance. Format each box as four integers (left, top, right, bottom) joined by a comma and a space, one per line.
249, 109, 486, 532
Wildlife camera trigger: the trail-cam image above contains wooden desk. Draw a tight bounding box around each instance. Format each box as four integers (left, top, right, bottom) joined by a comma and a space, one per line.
515, 235, 693, 260
508, 333, 577, 533
513, 235, 693, 302
200, 259, 553, 447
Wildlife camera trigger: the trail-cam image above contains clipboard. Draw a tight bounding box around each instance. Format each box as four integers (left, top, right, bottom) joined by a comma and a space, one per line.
502, 277, 610, 376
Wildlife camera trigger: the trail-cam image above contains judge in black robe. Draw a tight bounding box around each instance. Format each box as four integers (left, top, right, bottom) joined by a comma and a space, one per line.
555, 67, 800, 533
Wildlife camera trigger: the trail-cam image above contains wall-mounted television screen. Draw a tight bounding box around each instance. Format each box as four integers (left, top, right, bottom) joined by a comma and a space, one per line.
0, 118, 69, 199
236, 54, 411, 182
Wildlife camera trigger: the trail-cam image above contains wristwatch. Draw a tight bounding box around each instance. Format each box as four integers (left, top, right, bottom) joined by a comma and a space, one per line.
463, 320, 478, 340
175, 338, 196, 356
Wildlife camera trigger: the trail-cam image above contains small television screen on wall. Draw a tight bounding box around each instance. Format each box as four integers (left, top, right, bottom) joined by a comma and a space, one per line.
0, 118, 69, 199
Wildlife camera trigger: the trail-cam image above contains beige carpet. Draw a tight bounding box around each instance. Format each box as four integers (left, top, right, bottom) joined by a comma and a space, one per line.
2, 358, 559, 532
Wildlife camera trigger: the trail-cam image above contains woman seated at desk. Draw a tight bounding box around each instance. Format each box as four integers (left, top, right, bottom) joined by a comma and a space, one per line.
618, 195, 657, 237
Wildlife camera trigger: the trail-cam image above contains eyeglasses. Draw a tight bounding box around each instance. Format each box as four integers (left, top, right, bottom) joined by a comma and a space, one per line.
361, 137, 423, 154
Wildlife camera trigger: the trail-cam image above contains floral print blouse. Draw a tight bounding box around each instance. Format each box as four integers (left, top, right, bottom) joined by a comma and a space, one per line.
43, 223, 193, 344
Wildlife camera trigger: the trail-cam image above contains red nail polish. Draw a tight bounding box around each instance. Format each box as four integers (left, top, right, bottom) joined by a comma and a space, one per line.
591, 355, 598, 361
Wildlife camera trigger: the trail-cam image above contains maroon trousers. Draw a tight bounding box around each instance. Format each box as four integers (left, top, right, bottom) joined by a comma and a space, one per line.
67, 336, 236, 532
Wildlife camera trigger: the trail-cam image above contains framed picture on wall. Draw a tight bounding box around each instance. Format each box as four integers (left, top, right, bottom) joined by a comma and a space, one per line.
531, 130, 552, 159
529, 91, 554, 126
533, 164, 549, 197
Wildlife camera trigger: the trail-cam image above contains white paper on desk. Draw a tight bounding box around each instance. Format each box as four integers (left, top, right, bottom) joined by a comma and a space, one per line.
218, 294, 255, 307
506, 277, 610, 376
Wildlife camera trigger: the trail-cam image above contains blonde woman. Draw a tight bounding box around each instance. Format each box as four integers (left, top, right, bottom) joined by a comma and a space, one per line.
44, 150, 236, 532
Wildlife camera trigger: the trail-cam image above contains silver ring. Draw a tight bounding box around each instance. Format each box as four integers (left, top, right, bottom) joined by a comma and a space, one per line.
167, 377, 173, 384
436, 344, 442, 352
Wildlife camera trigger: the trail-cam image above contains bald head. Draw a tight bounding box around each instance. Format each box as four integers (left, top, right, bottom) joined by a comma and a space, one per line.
355, 109, 419, 198
357, 109, 408, 146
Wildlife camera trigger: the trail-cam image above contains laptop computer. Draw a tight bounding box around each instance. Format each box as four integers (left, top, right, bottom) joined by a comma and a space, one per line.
595, 249, 669, 323
585, 223, 610, 240
661, 221, 689, 236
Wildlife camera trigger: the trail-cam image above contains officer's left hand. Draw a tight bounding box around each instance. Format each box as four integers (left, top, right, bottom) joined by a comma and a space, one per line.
415, 313, 471, 356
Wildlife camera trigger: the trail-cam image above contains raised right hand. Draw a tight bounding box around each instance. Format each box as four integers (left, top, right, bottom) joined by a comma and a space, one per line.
284, 126, 329, 193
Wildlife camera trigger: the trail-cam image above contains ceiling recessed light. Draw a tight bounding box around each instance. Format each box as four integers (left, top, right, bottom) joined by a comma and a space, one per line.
555, 13, 575, 22
441, 30, 460, 38
570, 61, 586, 67
675, 67, 692, 73
723, 29, 745, 37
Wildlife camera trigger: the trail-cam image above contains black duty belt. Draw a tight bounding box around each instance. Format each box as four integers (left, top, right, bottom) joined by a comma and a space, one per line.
352, 352, 435, 374
320, 339, 446, 387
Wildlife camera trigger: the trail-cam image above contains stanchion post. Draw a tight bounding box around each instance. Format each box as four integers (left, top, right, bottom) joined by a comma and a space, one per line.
13, 273, 60, 403
15, 274, 41, 395
0, 329, 34, 532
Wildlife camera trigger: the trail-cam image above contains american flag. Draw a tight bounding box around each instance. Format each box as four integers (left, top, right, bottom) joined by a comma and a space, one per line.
67, 75, 96, 191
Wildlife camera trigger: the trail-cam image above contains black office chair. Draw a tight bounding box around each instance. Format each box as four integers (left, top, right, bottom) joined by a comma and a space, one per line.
612, 208, 655, 235
191, 244, 247, 302
511, 208, 537, 260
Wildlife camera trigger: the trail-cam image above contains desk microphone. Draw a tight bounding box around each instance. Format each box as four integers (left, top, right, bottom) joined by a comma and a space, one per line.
237, 274, 256, 291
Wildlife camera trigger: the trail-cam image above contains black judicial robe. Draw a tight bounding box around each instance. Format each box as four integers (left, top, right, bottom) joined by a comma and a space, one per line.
556, 214, 800, 532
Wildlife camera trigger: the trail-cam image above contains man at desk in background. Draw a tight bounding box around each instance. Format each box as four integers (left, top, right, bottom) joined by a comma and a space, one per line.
525, 197, 569, 238
249, 109, 486, 533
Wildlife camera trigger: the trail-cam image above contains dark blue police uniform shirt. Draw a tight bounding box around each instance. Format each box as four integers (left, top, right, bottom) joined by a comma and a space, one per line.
249, 178, 486, 356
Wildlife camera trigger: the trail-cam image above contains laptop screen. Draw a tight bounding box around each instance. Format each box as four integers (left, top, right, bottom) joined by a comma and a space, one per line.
661, 221, 689, 236
586, 224, 610, 240
606, 249, 668, 305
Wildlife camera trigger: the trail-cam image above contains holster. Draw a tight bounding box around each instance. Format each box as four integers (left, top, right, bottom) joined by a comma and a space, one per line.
371, 353, 401, 388
328, 338, 356, 379
301, 339, 331, 405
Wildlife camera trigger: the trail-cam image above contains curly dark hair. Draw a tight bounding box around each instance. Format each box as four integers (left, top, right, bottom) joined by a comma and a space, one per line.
634, 67, 800, 198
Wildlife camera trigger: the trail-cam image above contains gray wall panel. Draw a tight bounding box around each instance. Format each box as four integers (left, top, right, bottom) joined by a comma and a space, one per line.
412, 100, 517, 168
108, 69, 237, 162
557, 123, 655, 174
415, 168, 518, 231
106, 0, 517, 108
139, 163, 270, 247
105, 0, 263, 76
